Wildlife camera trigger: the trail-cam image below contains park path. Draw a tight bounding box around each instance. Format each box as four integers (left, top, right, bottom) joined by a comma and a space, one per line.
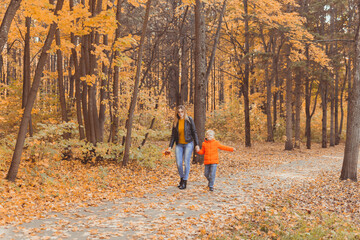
0, 151, 345, 240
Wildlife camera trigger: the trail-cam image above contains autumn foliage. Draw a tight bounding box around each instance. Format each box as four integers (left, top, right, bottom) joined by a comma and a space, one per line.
0, 0, 359, 238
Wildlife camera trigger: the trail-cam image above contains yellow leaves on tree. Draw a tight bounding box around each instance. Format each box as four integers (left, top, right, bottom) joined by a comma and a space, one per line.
22, 0, 57, 25
80, 74, 97, 86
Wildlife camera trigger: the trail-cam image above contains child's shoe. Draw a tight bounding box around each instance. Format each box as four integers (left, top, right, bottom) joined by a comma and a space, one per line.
209, 187, 214, 191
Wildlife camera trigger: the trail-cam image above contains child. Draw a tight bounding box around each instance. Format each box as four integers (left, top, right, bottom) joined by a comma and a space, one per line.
196, 130, 235, 191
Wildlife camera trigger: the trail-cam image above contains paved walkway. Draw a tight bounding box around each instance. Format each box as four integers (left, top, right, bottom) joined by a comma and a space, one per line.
0, 152, 345, 240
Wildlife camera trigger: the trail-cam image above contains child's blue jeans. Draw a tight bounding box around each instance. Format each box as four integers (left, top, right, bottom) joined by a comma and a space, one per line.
175, 141, 194, 181
204, 164, 218, 188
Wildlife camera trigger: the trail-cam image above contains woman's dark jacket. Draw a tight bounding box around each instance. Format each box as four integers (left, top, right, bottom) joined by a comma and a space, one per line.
169, 116, 199, 148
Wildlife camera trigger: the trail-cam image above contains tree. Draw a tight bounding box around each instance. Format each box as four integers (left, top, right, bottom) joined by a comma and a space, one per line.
193, 0, 207, 163
242, 0, 251, 147
122, 0, 152, 166
284, 43, 293, 150
0, 0, 22, 54
6, 0, 65, 182
22, 16, 33, 137
340, 3, 360, 181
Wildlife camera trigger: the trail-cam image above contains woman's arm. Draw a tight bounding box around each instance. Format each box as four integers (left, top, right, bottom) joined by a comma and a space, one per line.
189, 117, 199, 147
169, 126, 176, 148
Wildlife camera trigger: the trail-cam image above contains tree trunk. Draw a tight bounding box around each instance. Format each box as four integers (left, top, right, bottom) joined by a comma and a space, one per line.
80, 42, 90, 141
272, 51, 279, 131
330, 74, 335, 146
243, 0, 251, 147
285, 44, 293, 150
193, 0, 207, 164
340, 19, 360, 181
22, 17, 33, 137
339, 57, 348, 144
99, 34, 108, 143
55, 28, 68, 123
69, 0, 85, 140
334, 69, 340, 145
180, 37, 189, 105
265, 64, 273, 142
180, 7, 189, 105
294, 69, 301, 148
205, 0, 226, 84
168, 65, 179, 108
321, 77, 328, 148
110, 0, 122, 143
304, 44, 312, 149
0, 0, 22, 54
219, 61, 224, 104
6, 0, 65, 182
122, 0, 152, 166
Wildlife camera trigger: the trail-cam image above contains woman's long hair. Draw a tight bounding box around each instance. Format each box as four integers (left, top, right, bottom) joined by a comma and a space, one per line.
173, 105, 189, 127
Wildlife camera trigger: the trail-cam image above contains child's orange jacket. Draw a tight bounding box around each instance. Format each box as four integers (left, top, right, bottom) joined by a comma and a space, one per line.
197, 139, 234, 165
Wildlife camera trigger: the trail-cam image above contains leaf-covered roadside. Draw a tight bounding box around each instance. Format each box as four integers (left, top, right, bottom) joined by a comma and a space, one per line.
0, 141, 347, 231
207, 152, 360, 239
0, 146, 179, 225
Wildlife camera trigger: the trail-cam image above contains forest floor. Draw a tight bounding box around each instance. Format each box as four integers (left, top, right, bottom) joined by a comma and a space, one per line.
0, 142, 360, 239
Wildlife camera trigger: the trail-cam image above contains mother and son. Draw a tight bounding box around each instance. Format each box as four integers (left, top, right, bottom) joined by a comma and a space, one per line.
167, 105, 236, 191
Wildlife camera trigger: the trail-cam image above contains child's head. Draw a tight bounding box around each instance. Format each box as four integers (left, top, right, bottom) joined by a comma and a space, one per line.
205, 130, 215, 140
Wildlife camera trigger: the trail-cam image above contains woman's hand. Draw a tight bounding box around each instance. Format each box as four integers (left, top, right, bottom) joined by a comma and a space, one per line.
164, 147, 172, 156
195, 145, 200, 152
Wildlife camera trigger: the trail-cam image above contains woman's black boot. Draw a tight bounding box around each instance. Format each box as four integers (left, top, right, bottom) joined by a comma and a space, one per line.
178, 178, 184, 188
179, 180, 187, 189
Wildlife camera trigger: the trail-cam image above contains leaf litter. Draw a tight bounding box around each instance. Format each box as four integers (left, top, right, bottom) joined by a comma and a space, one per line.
1, 141, 359, 239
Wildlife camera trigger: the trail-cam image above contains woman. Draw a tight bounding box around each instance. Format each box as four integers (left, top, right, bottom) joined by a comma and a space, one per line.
168, 105, 200, 190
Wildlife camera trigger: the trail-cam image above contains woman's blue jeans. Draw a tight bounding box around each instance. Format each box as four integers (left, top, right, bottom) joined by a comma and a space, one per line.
204, 164, 218, 188
175, 141, 194, 181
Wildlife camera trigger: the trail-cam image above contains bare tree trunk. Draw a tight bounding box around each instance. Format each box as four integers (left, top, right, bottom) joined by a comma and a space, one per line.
294, 69, 301, 148
80, 42, 90, 141
193, 0, 207, 164
6, 0, 65, 182
69, 55, 75, 100
69, 0, 85, 140
334, 70, 340, 145
304, 44, 312, 149
272, 51, 279, 131
180, 38, 189, 104
22, 17, 33, 137
189, 42, 194, 105
122, 0, 152, 166
243, 0, 251, 147
330, 82, 335, 147
55, 28, 68, 123
93, 0, 104, 143
168, 65, 179, 108
205, 0, 226, 83
180, 6, 189, 105
265, 65, 273, 142
339, 56, 348, 143
321, 77, 328, 148
0, 55, 3, 87
99, 34, 108, 143
110, 0, 122, 143
285, 43, 293, 150
0, 0, 22, 54
340, 16, 360, 181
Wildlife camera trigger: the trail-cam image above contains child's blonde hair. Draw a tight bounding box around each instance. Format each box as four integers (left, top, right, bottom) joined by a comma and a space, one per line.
206, 130, 215, 139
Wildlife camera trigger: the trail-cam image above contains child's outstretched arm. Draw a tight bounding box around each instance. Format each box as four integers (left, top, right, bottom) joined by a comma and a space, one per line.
218, 143, 234, 152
